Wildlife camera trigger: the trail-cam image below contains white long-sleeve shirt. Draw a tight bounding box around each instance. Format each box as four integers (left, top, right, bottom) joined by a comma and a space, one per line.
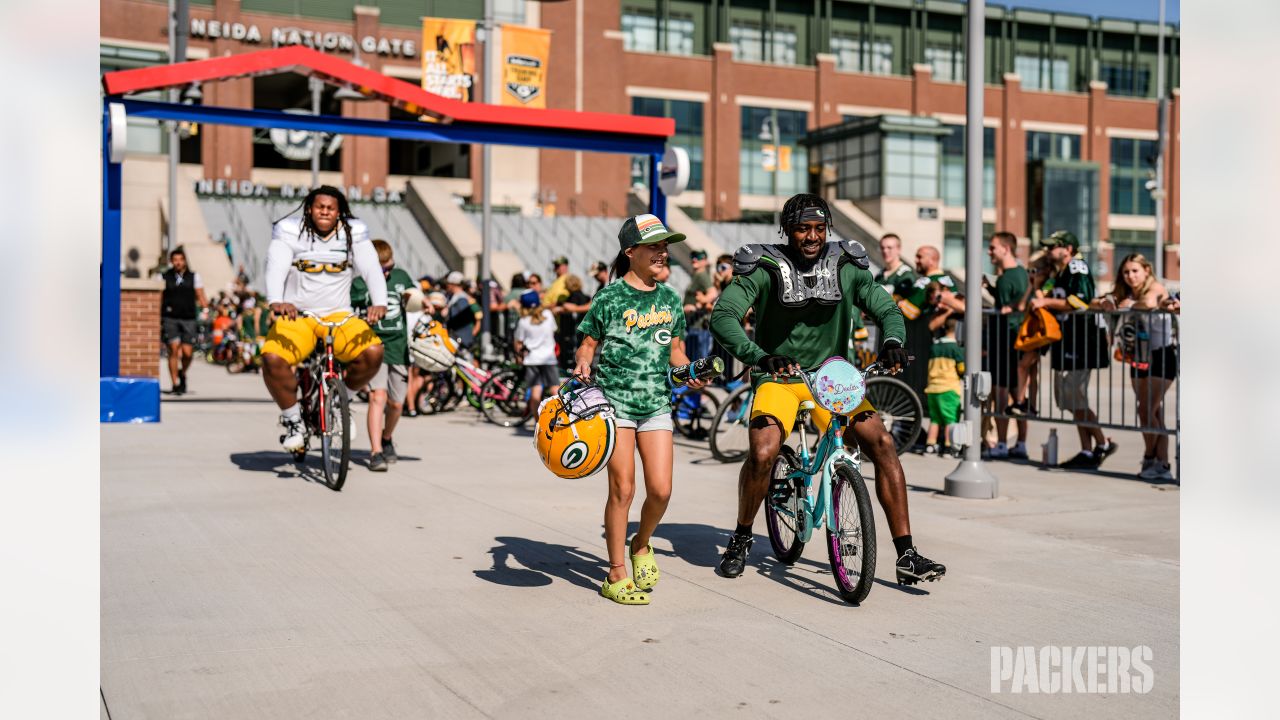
264, 216, 387, 317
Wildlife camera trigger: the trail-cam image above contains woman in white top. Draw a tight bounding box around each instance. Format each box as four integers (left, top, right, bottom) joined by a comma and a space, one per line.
1093, 253, 1177, 481
513, 290, 560, 419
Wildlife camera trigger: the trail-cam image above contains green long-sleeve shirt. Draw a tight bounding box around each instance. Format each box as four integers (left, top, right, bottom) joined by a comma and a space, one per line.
711, 260, 905, 384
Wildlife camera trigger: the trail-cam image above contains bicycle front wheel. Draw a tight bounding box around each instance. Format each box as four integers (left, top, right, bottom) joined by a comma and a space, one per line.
320, 378, 351, 491
764, 446, 805, 565
865, 376, 924, 456
708, 384, 752, 463
480, 369, 532, 427
827, 463, 876, 604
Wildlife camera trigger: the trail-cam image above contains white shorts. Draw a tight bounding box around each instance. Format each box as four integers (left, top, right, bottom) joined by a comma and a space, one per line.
613, 410, 674, 434
370, 363, 409, 405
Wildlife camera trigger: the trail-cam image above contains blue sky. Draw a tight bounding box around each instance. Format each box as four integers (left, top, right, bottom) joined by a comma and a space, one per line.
973, 0, 1180, 24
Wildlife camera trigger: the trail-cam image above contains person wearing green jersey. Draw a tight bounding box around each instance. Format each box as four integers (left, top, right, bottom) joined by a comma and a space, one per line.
984, 232, 1030, 459
1027, 230, 1116, 470
352, 240, 415, 472
875, 233, 917, 299
710, 194, 946, 586
897, 246, 964, 407
575, 214, 707, 606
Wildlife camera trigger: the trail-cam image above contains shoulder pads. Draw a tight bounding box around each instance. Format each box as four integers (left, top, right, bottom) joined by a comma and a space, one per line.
836, 239, 871, 270
733, 243, 787, 276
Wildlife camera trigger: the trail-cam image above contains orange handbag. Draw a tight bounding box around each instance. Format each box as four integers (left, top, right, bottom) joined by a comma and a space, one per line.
1014, 307, 1062, 352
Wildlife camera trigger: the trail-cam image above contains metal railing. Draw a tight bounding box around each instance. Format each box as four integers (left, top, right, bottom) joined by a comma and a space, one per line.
980, 307, 1180, 478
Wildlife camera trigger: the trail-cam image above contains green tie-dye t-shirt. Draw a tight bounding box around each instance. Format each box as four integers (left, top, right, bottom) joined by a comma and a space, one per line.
577, 279, 686, 418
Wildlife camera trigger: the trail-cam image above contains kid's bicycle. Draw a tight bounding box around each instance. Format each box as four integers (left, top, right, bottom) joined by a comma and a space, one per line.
764, 357, 892, 605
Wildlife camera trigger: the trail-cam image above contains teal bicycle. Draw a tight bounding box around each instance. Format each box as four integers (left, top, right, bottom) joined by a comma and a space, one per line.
764, 357, 887, 605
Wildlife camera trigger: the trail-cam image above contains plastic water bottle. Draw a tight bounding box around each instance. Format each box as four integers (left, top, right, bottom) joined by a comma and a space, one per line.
1042, 428, 1059, 467
669, 356, 725, 386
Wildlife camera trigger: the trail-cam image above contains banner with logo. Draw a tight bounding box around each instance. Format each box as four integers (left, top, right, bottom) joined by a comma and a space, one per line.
500, 24, 551, 108
420, 18, 477, 102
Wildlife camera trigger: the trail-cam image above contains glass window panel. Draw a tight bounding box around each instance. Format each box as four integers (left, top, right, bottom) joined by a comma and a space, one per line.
667, 13, 695, 56
1015, 55, 1042, 89
886, 175, 911, 197
886, 152, 912, 175
912, 177, 936, 199
622, 11, 659, 53
772, 24, 798, 65
730, 20, 764, 62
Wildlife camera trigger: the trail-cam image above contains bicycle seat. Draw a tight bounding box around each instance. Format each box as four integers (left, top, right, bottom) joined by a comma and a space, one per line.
799, 400, 816, 411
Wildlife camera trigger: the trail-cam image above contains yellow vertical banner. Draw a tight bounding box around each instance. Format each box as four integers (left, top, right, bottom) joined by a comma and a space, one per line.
421, 18, 477, 102
500, 24, 551, 108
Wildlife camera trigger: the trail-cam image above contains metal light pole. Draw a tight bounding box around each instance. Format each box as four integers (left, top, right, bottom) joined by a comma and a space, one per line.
166, 0, 182, 254
310, 77, 322, 188
945, 0, 998, 499
479, 0, 496, 357
1152, 0, 1168, 281
760, 111, 780, 226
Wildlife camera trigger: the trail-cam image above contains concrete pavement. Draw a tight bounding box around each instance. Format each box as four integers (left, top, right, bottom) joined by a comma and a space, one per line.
102, 362, 1178, 719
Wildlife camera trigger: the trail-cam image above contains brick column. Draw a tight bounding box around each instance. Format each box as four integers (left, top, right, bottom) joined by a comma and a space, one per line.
342, 6, 390, 195
709, 42, 738, 220
1000, 73, 1026, 238
813, 53, 841, 129
1085, 80, 1111, 236
120, 279, 164, 378
201, 0, 253, 181
911, 64, 933, 115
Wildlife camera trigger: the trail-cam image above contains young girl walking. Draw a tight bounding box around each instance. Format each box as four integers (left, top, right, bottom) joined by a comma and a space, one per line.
574, 215, 707, 606
513, 289, 559, 419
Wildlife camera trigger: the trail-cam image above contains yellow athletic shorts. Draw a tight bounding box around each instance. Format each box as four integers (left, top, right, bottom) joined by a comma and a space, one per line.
750, 380, 876, 436
261, 313, 381, 366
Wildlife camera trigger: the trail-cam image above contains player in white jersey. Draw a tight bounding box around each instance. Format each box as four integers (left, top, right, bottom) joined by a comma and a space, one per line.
261, 186, 388, 451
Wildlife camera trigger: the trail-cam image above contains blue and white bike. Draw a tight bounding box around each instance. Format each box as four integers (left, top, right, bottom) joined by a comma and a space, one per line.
764, 357, 887, 605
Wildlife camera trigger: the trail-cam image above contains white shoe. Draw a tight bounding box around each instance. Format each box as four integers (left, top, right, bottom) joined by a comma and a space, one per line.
989, 442, 1009, 459
280, 415, 306, 452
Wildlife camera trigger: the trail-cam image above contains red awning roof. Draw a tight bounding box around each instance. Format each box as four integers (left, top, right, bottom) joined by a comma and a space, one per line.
101, 45, 674, 138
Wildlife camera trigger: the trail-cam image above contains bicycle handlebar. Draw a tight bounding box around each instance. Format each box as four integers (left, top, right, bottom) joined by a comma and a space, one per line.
301, 310, 362, 329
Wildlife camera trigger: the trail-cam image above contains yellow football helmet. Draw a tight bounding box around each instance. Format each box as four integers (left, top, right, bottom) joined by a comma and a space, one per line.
535, 379, 617, 479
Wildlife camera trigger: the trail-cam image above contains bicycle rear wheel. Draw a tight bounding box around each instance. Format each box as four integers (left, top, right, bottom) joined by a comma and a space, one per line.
865, 376, 924, 456
827, 463, 876, 604
480, 369, 532, 427
764, 446, 805, 565
320, 378, 351, 491
416, 372, 454, 414
708, 384, 752, 463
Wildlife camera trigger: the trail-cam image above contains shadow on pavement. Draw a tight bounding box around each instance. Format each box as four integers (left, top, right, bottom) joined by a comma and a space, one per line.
228, 451, 328, 485
349, 450, 422, 468
474, 536, 607, 592
163, 396, 279, 404
624, 521, 729, 569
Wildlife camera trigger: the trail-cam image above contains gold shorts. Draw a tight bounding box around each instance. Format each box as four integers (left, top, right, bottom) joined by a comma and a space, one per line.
261, 313, 381, 366
750, 380, 876, 436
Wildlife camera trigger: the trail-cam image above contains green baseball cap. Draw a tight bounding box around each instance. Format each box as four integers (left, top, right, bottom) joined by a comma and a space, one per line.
618, 214, 686, 249
1040, 230, 1079, 251
551, 255, 569, 267
690, 249, 708, 261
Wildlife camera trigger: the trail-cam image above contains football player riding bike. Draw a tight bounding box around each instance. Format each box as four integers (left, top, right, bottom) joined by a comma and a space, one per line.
260, 186, 388, 451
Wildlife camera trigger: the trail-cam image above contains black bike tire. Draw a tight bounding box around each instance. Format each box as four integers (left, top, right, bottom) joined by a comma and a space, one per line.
708, 384, 752, 463
764, 446, 806, 565
865, 376, 924, 456
826, 463, 877, 604
480, 369, 530, 427
672, 388, 720, 438
320, 378, 351, 492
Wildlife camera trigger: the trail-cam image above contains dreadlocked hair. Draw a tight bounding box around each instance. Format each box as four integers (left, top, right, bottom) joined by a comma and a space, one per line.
294, 185, 356, 248
778, 193, 832, 240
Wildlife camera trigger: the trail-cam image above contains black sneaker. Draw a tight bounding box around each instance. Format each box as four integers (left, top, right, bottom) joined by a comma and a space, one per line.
369, 452, 388, 472
718, 533, 753, 578
1094, 439, 1119, 465
177, 370, 187, 395
1005, 400, 1030, 417
1059, 451, 1099, 470
382, 438, 398, 464
896, 547, 946, 585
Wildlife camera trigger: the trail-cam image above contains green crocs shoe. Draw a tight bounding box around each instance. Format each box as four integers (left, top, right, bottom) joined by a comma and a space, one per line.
600, 576, 650, 605
631, 543, 660, 590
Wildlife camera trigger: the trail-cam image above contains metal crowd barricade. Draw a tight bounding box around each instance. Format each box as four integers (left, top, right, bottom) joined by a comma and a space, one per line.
982, 307, 1180, 480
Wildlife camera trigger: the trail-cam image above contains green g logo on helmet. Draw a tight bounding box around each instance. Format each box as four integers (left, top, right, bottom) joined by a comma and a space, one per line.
560, 441, 589, 470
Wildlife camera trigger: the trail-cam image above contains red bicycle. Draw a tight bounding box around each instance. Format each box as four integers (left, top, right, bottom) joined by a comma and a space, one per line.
292, 310, 359, 491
